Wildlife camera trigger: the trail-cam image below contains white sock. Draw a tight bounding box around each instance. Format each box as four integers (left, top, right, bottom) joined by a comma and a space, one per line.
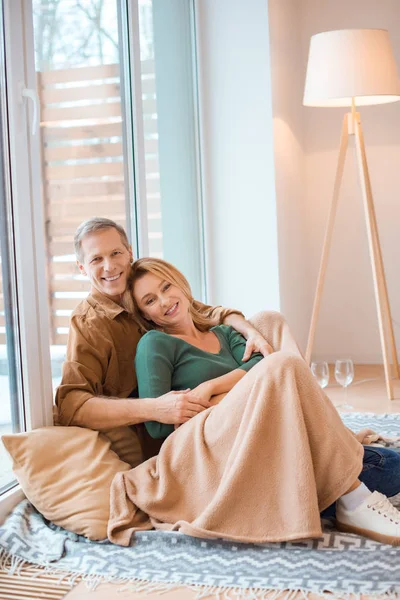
338, 482, 371, 511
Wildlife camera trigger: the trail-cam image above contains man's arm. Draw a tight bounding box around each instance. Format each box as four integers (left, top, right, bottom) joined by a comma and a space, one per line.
72, 392, 209, 432
57, 315, 210, 431
193, 300, 273, 361
226, 326, 265, 368
222, 313, 273, 361
55, 314, 114, 427
192, 300, 244, 327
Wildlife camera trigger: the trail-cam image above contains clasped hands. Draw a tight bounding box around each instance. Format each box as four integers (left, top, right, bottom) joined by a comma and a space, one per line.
163, 383, 215, 430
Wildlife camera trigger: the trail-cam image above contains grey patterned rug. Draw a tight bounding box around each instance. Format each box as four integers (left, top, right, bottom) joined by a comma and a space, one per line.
1, 412, 400, 599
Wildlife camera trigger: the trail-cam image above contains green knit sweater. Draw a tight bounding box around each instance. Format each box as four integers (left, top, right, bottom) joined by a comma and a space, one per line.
135, 325, 263, 439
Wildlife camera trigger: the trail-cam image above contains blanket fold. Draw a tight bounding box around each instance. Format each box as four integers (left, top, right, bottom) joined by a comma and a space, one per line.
108, 353, 364, 547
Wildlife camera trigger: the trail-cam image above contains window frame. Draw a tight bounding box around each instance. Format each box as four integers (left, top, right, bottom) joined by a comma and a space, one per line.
118, 0, 149, 257
4, 0, 54, 431
1, 0, 54, 520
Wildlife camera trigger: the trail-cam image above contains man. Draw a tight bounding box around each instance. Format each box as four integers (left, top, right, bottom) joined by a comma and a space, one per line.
56, 217, 274, 461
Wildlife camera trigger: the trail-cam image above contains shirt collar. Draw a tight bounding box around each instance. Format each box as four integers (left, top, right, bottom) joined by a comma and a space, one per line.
87, 288, 127, 319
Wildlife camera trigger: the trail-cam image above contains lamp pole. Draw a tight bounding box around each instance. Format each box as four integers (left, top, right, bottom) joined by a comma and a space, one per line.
305, 103, 399, 400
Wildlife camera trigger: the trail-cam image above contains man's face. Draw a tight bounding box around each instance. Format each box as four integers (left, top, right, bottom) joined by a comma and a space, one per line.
77, 228, 133, 302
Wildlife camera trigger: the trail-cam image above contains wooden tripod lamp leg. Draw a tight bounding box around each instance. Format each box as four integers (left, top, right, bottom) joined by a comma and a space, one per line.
354, 118, 394, 400
305, 116, 349, 364
370, 214, 400, 379
357, 124, 400, 380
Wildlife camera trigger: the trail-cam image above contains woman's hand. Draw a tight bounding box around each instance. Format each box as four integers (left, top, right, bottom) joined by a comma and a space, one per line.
242, 332, 273, 361
153, 389, 210, 425
172, 384, 215, 430
187, 381, 214, 406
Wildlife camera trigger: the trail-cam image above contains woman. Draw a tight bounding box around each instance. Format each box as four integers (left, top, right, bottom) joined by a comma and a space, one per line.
130, 269, 265, 440
109, 257, 400, 547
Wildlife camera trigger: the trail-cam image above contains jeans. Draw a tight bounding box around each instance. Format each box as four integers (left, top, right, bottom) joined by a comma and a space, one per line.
321, 446, 400, 518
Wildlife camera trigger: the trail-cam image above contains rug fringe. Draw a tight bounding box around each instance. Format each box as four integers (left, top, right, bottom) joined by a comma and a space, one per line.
120, 581, 400, 600
1, 547, 399, 599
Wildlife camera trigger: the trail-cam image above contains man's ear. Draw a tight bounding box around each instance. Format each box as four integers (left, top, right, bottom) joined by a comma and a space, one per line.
129, 245, 134, 264
77, 260, 87, 276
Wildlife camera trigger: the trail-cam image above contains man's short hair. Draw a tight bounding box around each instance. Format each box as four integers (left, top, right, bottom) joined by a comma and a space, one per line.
74, 218, 130, 262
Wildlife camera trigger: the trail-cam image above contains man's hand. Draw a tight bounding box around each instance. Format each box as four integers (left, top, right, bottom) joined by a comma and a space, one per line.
222, 313, 273, 362
242, 332, 273, 362
153, 389, 210, 425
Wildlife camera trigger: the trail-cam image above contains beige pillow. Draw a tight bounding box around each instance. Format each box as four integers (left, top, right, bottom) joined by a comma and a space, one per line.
2, 426, 131, 541
52, 404, 143, 469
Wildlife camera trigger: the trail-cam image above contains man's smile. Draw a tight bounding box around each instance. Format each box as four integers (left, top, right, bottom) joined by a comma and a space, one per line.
102, 273, 122, 282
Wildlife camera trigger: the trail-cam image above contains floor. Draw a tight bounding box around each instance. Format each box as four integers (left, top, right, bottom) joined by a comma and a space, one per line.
16, 365, 400, 599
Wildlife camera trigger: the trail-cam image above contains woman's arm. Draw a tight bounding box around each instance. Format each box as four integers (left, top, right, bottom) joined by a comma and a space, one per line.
188, 370, 246, 405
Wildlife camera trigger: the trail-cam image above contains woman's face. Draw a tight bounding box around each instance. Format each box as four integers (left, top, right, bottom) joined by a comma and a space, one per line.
133, 272, 191, 330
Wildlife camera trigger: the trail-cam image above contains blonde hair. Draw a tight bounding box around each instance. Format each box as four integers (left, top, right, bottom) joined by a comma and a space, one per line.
123, 257, 213, 333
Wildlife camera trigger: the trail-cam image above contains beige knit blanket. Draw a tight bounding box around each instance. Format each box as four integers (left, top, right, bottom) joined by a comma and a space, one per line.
108, 352, 364, 547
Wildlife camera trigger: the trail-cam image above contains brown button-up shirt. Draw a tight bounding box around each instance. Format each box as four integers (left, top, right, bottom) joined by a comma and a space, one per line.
56, 289, 242, 427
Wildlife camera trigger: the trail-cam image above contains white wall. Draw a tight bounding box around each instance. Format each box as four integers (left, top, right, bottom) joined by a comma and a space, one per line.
196, 0, 280, 318
267, 0, 309, 349
301, 0, 400, 362
197, 0, 400, 362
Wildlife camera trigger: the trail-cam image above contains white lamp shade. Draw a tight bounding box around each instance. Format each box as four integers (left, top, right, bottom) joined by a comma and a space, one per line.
303, 29, 400, 107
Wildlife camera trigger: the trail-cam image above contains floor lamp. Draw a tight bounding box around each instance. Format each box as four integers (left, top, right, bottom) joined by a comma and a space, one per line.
303, 29, 400, 400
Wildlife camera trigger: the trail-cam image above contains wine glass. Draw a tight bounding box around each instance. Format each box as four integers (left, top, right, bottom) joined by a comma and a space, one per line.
311, 361, 329, 389
334, 359, 354, 409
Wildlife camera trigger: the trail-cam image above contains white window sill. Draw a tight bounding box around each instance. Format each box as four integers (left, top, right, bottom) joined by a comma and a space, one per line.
0, 485, 25, 525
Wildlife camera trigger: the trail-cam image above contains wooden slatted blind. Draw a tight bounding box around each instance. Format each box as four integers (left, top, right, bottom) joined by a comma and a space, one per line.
39, 63, 126, 346
36, 60, 161, 347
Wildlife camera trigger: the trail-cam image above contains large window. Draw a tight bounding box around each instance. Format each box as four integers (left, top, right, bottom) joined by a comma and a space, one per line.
31, 0, 204, 390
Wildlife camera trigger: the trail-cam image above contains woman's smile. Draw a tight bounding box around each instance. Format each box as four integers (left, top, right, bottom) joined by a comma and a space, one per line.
165, 302, 179, 317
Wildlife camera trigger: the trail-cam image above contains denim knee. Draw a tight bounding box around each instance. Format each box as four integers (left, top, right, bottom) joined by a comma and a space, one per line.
359, 446, 400, 497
